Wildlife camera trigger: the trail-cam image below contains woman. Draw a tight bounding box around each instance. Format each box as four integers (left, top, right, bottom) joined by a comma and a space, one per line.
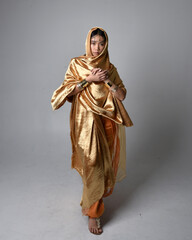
51, 27, 133, 235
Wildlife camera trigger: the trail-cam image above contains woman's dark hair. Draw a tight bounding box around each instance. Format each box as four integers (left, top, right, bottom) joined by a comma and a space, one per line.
91, 28, 106, 42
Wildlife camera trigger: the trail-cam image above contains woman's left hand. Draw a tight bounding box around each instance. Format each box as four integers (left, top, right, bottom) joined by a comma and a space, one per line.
91, 68, 108, 79
91, 68, 101, 75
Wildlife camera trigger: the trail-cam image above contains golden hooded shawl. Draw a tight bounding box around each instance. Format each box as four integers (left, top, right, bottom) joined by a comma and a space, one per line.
51, 27, 133, 211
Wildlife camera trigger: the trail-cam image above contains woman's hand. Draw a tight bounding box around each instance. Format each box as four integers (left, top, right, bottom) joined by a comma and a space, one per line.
91, 68, 101, 75
86, 68, 108, 82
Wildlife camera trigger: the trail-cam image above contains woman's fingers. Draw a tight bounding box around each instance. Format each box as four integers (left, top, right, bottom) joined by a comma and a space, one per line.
101, 70, 108, 79
90, 69, 109, 81
98, 72, 108, 81
101, 71, 108, 76
92, 68, 108, 74
91, 68, 102, 75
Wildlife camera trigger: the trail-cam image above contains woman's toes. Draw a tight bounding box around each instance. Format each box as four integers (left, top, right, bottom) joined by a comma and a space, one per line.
88, 217, 103, 235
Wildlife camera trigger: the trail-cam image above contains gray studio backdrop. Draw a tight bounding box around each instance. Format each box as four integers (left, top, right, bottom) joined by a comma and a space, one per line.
0, 0, 192, 239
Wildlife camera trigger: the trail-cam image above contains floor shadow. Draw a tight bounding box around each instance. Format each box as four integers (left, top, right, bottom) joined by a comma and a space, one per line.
102, 102, 183, 226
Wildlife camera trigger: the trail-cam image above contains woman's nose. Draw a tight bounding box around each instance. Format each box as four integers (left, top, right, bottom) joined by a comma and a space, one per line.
96, 44, 99, 50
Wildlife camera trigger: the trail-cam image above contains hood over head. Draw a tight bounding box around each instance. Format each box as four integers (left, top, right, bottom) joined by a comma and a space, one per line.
84, 27, 110, 69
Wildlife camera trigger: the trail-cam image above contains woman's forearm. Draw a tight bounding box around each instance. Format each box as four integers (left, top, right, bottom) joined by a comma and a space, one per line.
68, 71, 107, 97
114, 87, 126, 101
67, 84, 82, 97
68, 75, 126, 101
104, 79, 126, 101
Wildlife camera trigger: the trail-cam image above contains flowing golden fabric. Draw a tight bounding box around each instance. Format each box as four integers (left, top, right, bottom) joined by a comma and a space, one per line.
51, 27, 133, 213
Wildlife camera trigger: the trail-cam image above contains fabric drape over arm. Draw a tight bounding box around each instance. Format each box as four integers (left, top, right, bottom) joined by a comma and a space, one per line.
108, 65, 133, 127
51, 60, 80, 110
51, 59, 133, 127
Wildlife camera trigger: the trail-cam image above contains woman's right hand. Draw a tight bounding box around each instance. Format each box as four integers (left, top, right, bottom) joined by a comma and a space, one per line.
86, 69, 108, 83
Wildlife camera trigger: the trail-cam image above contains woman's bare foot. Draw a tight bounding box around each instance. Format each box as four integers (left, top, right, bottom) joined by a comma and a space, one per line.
88, 217, 103, 235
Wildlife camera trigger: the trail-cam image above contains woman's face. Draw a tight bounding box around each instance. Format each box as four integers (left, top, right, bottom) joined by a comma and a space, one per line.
90, 35, 105, 57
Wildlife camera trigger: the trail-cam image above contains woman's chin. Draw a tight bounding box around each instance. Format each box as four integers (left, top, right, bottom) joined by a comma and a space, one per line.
93, 53, 100, 57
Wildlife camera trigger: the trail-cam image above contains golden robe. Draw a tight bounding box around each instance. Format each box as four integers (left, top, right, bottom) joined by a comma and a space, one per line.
51, 27, 133, 214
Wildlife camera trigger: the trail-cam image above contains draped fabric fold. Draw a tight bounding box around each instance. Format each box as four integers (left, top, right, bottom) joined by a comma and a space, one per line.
51, 27, 133, 213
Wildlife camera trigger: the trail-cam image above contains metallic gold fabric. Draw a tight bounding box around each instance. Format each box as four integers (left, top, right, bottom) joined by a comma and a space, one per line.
51, 27, 133, 212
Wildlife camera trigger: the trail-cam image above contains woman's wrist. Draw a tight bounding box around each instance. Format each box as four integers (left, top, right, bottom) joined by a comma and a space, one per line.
104, 79, 118, 92
77, 79, 89, 90
104, 79, 112, 86
110, 86, 118, 93
86, 75, 92, 83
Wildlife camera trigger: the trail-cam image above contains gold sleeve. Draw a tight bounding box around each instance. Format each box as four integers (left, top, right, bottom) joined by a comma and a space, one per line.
51, 60, 80, 110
